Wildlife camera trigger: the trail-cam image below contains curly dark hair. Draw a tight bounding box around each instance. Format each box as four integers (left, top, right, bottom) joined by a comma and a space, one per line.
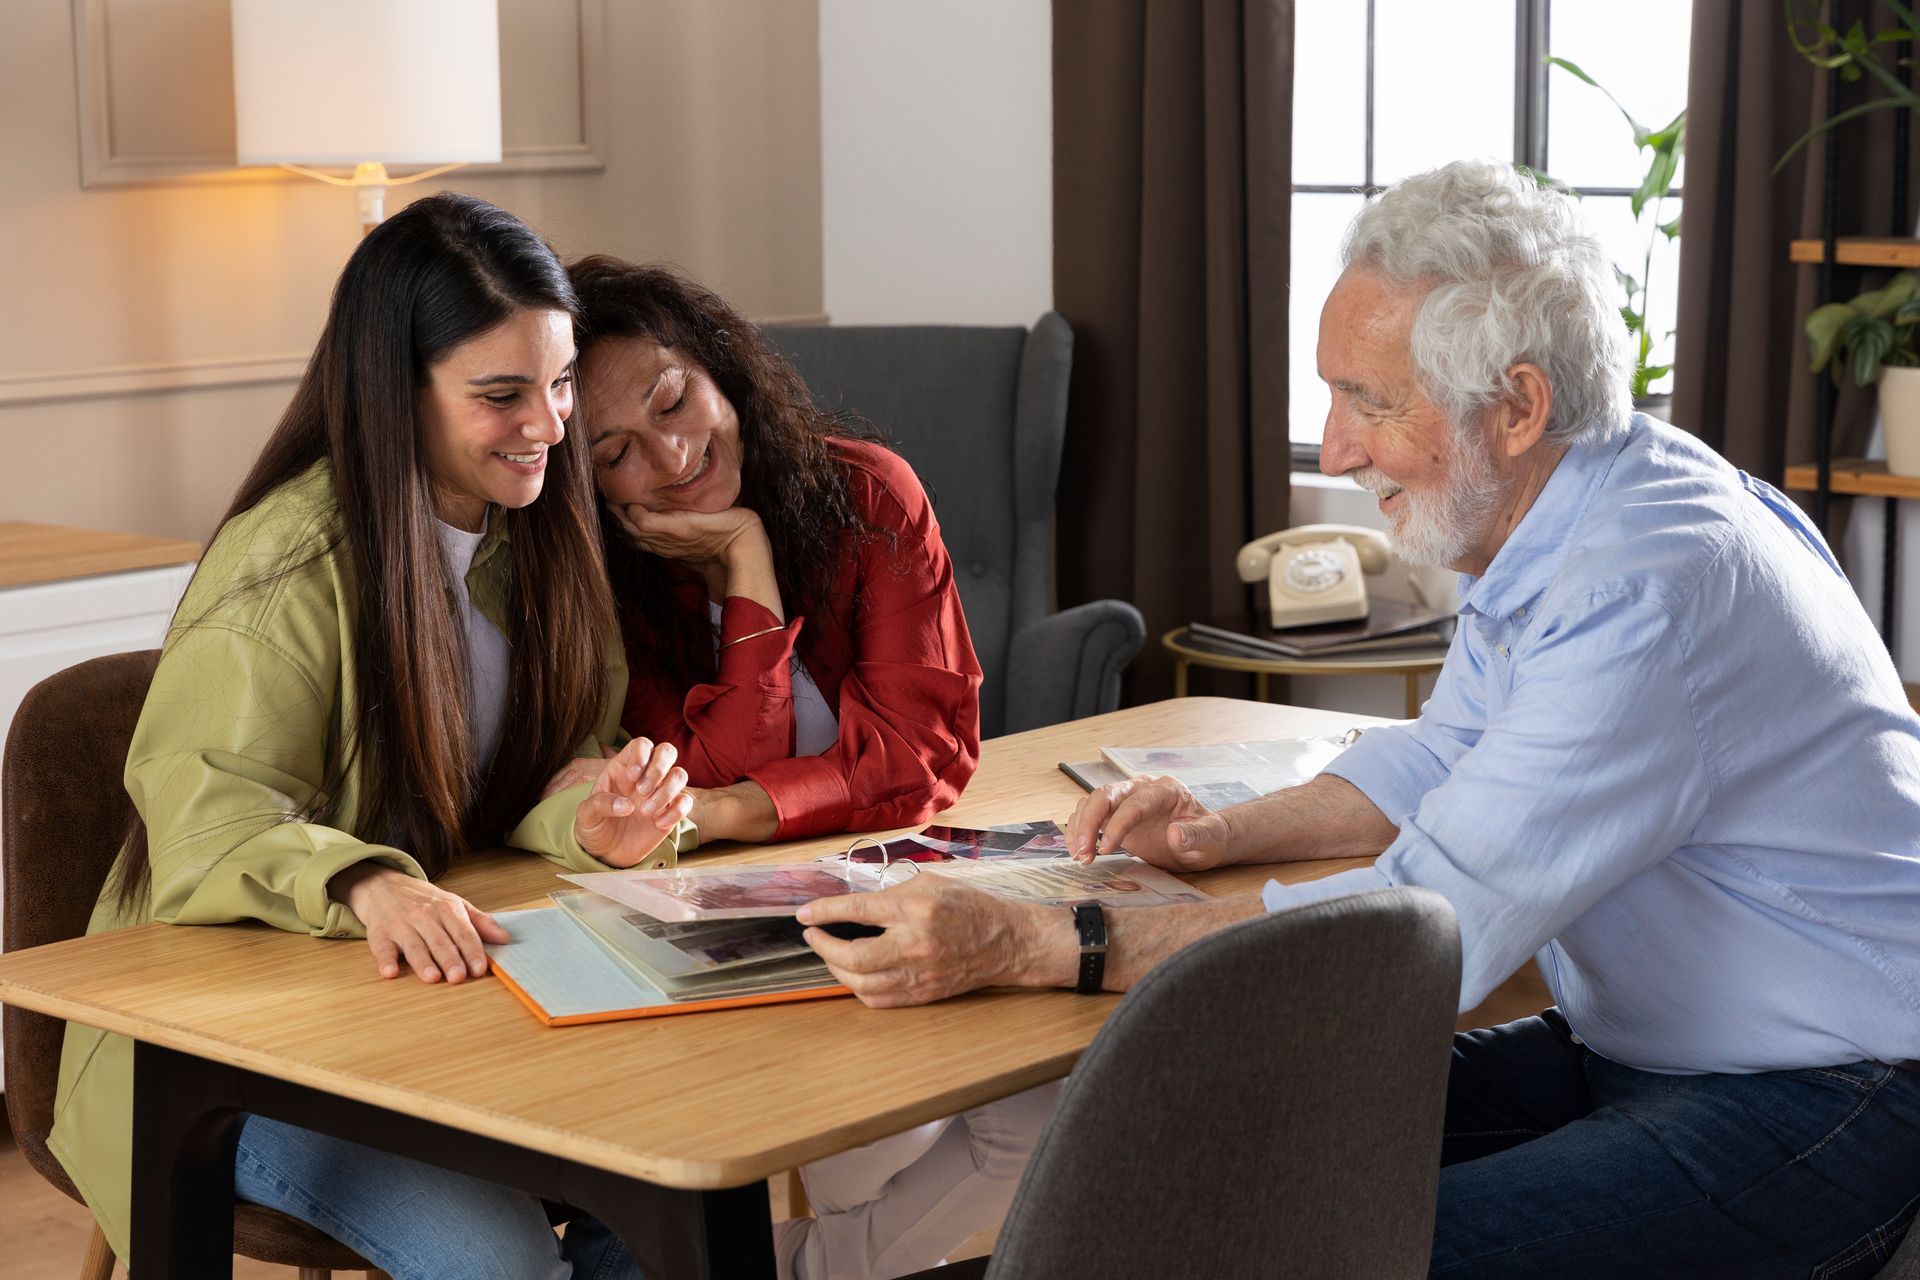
567, 257, 874, 685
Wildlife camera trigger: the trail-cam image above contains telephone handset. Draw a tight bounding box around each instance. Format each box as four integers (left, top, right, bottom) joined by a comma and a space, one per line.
1236, 524, 1394, 629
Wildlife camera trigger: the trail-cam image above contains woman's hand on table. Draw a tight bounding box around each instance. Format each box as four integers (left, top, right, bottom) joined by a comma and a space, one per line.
332, 864, 508, 985
1067, 776, 1233, 872
573, 736, 693, 867
797, 876, 1070, 1008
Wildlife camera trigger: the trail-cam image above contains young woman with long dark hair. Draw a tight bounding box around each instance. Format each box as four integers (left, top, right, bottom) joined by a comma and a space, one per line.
49, 194, 688, 1279
557, 260, 1057, 1280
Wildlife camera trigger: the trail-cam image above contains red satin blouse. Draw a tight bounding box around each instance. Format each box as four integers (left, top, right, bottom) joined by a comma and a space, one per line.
619, 438, 983, 840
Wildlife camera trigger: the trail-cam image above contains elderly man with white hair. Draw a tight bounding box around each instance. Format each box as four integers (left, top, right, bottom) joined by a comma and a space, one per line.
799, 159, 1920, 1276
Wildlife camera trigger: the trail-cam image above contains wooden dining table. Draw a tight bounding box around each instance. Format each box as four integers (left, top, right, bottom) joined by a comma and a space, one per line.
0, 697, 1390, 1278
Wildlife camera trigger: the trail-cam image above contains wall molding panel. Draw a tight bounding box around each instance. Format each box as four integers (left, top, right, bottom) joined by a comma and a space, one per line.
0, 313, 830, 410
72, 0, 607, 190
0, 352, 308, 407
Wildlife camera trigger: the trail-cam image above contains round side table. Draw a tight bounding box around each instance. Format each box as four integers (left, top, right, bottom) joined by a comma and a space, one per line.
1163, 626, 1448, 719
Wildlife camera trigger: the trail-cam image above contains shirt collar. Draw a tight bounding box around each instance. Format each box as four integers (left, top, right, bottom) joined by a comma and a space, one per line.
1455, 419, 1633, 620
471, 508, 511, 574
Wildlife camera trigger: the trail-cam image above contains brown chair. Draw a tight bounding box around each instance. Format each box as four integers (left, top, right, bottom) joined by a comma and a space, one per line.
3, 650, 383, 1280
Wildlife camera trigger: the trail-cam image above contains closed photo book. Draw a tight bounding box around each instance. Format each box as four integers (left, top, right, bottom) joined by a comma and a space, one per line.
1189, 600, 1453, 659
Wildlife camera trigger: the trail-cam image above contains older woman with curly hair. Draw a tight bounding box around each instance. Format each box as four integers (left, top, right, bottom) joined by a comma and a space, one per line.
556, 259, 1058, 1280
562, 256, 984, 846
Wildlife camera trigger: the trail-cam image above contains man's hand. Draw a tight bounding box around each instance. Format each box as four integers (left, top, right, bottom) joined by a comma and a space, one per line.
573, 737, 694, 867
332, 864, 510, 984
797, 876, 1069, 1008
1068, 775, 1235, 871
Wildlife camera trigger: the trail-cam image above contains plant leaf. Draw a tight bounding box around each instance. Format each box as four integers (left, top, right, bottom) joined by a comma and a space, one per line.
1622, 305, 1645, 333
1881, 0, 1920, 33
1632, 145, 1681, 217
1805, 302, 1859, 373
1545, 54, 1648, 141
1660, 214, 1682, 239
1776, 96, 1917, 172
1851, 318, 1896, 385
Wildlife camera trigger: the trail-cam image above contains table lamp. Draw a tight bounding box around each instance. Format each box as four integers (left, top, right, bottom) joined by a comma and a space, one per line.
230, 0, 502, 233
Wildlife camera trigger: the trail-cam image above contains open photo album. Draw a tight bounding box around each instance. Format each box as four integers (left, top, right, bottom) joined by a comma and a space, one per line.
484, 822, 1211, 1026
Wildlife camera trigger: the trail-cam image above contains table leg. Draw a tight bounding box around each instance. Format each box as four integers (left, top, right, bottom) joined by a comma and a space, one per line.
1173, 657, 1189, 697
1404, 673, 1420, 719
1255, 672, 1270, 702
130, 1041, 776, 1279
131, 1041, 245, 1278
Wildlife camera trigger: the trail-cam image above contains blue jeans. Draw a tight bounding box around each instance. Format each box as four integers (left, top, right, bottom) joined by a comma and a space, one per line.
234, 1114, 640, 1280
1432, 1009, 1920, 1278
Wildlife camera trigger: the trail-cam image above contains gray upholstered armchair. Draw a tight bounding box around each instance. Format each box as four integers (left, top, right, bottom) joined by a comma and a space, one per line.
765, 315, 1145, 737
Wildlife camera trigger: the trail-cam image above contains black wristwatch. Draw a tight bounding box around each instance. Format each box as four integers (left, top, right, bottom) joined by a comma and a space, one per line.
1071, 901, 1108, 994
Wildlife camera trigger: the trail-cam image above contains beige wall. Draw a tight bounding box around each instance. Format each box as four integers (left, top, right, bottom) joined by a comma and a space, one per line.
0, 0, 823, 542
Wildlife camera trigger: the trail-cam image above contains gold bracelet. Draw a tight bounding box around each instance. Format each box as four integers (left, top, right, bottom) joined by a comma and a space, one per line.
719, 623, 787, 650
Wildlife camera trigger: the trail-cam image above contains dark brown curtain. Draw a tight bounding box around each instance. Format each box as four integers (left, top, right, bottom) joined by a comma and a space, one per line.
1052, 0, 1294, 703
1674, 0, 1920, 484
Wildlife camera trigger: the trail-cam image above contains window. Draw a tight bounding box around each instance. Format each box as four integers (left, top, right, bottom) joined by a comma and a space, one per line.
1289, 0, 1692, 452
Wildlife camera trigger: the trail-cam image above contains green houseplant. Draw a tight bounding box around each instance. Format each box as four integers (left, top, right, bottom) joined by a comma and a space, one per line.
1806, 270, 1920, 475
1540, 56, 1685, 403
1777, 0, 1919, 172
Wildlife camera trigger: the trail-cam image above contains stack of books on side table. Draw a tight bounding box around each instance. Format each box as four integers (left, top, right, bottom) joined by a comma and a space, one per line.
1186, 599, 1454, 660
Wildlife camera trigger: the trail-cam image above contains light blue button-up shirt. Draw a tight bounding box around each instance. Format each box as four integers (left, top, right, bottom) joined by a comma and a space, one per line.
1264, 416, 1920, 1074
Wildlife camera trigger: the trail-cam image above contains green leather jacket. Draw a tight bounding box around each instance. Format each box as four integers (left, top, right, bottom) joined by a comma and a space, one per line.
48, 460, 694, 1260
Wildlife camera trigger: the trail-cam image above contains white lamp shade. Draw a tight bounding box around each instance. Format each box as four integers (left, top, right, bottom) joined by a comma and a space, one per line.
231, 0, 502, 167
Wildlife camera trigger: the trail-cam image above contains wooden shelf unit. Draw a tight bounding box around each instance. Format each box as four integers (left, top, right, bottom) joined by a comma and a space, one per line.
1788, 237, 1920, 268
1783, 459, 1920, 501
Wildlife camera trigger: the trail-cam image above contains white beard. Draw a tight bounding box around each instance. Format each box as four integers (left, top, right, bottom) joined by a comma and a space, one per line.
1351, 430, 1503, 569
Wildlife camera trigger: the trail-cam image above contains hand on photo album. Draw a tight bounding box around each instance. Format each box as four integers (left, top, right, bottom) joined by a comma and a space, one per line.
1067, 774, 1232, 872
799, 874, 1040, 1008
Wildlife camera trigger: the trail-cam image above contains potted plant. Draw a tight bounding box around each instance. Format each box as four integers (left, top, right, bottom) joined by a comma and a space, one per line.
1806, 270, 1920, 476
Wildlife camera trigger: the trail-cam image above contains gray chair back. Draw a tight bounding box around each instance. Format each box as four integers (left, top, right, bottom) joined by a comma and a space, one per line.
985, 887, 1461, 1280
765, 316, 1072, 737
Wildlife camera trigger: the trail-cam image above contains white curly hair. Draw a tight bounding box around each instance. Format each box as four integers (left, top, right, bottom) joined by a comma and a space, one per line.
1342, 158, 1633, 446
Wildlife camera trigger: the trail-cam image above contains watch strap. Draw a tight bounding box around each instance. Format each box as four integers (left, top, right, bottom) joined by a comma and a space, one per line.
1072, 901, 1108, 994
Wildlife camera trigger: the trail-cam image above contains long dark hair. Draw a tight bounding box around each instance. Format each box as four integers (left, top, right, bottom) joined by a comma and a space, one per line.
114, 193, 614, 911
567, 258, 871, 684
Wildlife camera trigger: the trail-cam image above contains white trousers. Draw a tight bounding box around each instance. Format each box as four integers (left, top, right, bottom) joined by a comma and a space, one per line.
782, 1079, 1063, 1280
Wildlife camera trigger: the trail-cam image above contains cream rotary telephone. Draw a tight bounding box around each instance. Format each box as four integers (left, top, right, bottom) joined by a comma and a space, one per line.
1236, 524, 1394, 628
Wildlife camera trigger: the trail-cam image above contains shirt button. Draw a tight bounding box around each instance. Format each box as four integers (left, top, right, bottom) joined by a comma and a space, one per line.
1495, 643, 1509, 658
1513, 606, 1528, 619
